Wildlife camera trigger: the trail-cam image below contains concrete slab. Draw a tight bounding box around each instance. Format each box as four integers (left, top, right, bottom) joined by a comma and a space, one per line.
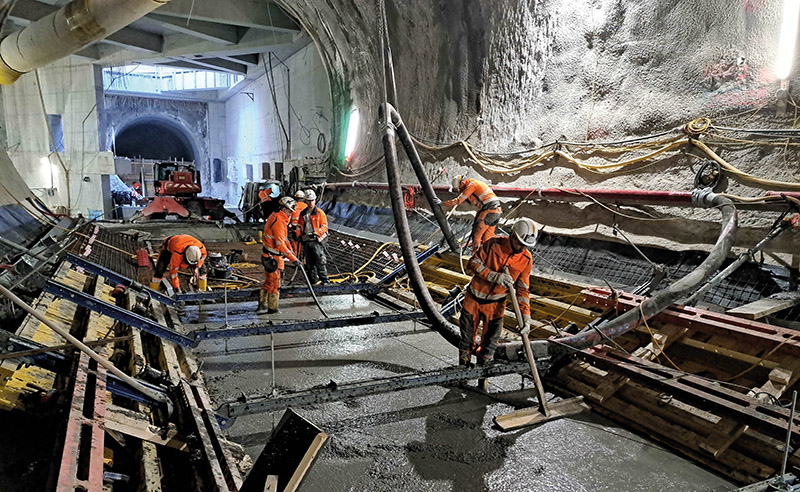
192, 294, 735, 491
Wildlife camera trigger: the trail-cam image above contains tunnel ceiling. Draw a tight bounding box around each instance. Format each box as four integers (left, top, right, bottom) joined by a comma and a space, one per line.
115, 121, 195, 162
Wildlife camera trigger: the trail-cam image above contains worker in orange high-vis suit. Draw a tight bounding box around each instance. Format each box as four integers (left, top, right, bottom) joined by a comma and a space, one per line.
298, 190, 329, 284
259, 196, 300, 314
443, 176, 502, 251
149, 235, 208, 293
258, 184, 278, 221
459, 219, 537, 388
289, 189, 308, 258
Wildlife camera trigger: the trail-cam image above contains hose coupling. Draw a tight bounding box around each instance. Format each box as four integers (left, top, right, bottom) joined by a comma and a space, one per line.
691, 187, 716, 208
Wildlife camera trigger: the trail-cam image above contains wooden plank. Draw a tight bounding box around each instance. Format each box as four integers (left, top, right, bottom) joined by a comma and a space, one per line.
150, 301, 182, 385
139, 441, 164, 492
284, 433, 329, 492
104, 405, 187, 451
632, 324, 688, 361
264, 475, 279, 492
494, 397, 590, 431
727, 292, 800, 320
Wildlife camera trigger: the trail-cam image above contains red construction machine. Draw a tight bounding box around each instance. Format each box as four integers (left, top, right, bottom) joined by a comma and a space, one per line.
139, 162, 237, 221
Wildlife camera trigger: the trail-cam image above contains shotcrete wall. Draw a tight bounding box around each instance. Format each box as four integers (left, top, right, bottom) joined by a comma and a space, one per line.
281, 0, 799, 259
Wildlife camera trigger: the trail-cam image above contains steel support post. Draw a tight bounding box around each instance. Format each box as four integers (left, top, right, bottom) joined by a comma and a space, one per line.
44, 280, 195, 347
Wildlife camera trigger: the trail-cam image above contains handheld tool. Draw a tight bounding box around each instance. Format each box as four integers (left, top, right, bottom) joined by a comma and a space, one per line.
493, 267, 589, 430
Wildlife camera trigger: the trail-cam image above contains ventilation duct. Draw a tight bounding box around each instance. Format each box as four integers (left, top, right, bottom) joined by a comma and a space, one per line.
0, 0, 169, 84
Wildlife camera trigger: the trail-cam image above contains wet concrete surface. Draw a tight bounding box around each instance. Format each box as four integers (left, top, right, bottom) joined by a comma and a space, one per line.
192, 294, 735, 492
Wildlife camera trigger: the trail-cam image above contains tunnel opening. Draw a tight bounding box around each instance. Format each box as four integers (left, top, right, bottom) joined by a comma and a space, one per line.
114, 120, 196, 162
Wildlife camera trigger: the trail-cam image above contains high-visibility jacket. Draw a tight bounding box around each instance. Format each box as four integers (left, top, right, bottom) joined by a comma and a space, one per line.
466, 236, 531, 316
445, 179, 499, 209
290, 202, 308, 230
165, 235, 207, 288
263, 209, 298, 268
258, 189, 272, 204
299, 206, 328, 241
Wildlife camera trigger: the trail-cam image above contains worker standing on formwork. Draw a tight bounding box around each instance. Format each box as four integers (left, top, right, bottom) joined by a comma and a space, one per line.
443, 176, 502, 251
149, 234, 208, 293
298, 190, 329, 284
458, 219, 537, 388
289, 189, 308, 258
259, 196, 300, 314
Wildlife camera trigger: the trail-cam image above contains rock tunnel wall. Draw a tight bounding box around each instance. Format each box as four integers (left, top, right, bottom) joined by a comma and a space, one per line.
280, 0, 799, 258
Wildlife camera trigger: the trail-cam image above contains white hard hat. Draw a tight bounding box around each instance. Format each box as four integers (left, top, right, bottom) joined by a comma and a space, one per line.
512, 218, 538, 248
305, 190, 317, 201
450, 175, 463, 191
185, 245, 202, 265
294, 190, 306, 200
279, 196, 297, 212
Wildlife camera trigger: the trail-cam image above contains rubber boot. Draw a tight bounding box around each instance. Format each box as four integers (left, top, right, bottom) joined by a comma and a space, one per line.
477, 356, 493, 391
267, 293, 279, 314
257, 290, 269, 314
458, 354, 472, 388
198, 278, 208, 291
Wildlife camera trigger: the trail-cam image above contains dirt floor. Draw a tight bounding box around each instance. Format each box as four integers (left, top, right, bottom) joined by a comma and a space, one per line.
188, 293, 736, 492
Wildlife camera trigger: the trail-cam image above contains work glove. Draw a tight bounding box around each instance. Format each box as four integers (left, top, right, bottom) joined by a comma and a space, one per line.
521, 314, 532, 337
486, 270, 514, 288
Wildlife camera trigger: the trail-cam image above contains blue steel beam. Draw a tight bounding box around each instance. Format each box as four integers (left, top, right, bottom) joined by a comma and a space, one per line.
378, 245, 439, 285
175, 282, 383, 303
64, 253, 176, 306
44, 280, 195, 347
192, 310, 428, 341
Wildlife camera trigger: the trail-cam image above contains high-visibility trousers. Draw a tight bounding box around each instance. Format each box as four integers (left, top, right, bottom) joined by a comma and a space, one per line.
471, 207, 502, 250
458, 291, 505, 364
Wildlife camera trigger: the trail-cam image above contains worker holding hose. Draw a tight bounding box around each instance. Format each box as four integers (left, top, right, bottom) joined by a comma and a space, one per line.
298, 190, 329, 284
458, 219, 537, 387
149, 234, 208, 293
289, 189, 308, 257
443, 176, 502, 251
259, 196, 300, 314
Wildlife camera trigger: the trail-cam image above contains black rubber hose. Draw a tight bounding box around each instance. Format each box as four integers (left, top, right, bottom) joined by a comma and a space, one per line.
387, 106, 460, 252
381, 103, 461, 347
513, 189, 738, 361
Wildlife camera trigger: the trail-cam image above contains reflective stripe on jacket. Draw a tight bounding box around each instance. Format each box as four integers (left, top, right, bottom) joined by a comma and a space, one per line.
453, 179, 498, 209
299, 206, 328, 241
165, 235, 207, 286
466, 236, 532, 316
290, 202, 308, 228
262, 210, 298, 263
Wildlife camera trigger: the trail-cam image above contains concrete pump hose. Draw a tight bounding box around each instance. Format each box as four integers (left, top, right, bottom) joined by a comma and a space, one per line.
0, 283, 173, 411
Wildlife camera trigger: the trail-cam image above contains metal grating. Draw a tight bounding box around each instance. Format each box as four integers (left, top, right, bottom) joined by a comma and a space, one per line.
68, 223, 140, 281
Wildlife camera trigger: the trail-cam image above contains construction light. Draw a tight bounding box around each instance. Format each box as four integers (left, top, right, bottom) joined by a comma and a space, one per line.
776, 0, 800, 80
344, 108, 359, 161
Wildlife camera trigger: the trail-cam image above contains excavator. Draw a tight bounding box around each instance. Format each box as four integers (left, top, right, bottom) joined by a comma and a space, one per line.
138, 162, 238, 221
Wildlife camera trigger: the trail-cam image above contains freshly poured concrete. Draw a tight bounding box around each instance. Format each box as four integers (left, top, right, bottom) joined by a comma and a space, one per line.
190, 294, 734, 492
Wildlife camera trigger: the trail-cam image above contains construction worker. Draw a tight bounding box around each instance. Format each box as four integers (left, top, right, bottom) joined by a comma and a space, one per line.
258, 184, 277, 221
259, 196, 300, 313
298, 190, 329, 284
289, 189, 308, 257
149, 235, 208, 293
458, 219, 537, 385
443, 176, 502, 250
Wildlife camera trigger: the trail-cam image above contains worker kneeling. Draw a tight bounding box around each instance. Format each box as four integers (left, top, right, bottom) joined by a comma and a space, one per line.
149, 235, 208, 293
298, 190, 329, 284
459, 219, 537, 387
260, 196, 300, 314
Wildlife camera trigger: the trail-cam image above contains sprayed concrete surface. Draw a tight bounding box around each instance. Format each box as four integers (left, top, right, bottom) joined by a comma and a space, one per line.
190, 293, 734, 491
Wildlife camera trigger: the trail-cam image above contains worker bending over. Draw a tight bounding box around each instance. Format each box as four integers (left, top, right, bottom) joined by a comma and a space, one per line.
443, 176, 502, 250
258, 184, 276, 221
298, 190, 329, 284
458, 219, 537, 387
149, 234, 208, 293
260, 196, 300, 314
289, 189, 308, 258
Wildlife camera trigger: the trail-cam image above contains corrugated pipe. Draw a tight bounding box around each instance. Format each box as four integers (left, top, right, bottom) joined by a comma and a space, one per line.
0, 0, 169, 84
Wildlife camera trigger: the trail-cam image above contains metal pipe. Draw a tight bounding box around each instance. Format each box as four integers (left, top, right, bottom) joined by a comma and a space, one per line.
0, 0, 170, 84
380, 102, 460, 346
0, 236, 51, 262
386, 106, 460, 252
684, 223, 788, 306
0, 282, 172, 409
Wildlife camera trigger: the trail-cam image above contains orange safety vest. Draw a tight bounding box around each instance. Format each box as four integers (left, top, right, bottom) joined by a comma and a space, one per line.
290, 202, 308, 228
453, 179, 499, 209
263, 210, 298, 267
466, 236, 531, 316
299, 206, 328, 241
165, 235, 207, 287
